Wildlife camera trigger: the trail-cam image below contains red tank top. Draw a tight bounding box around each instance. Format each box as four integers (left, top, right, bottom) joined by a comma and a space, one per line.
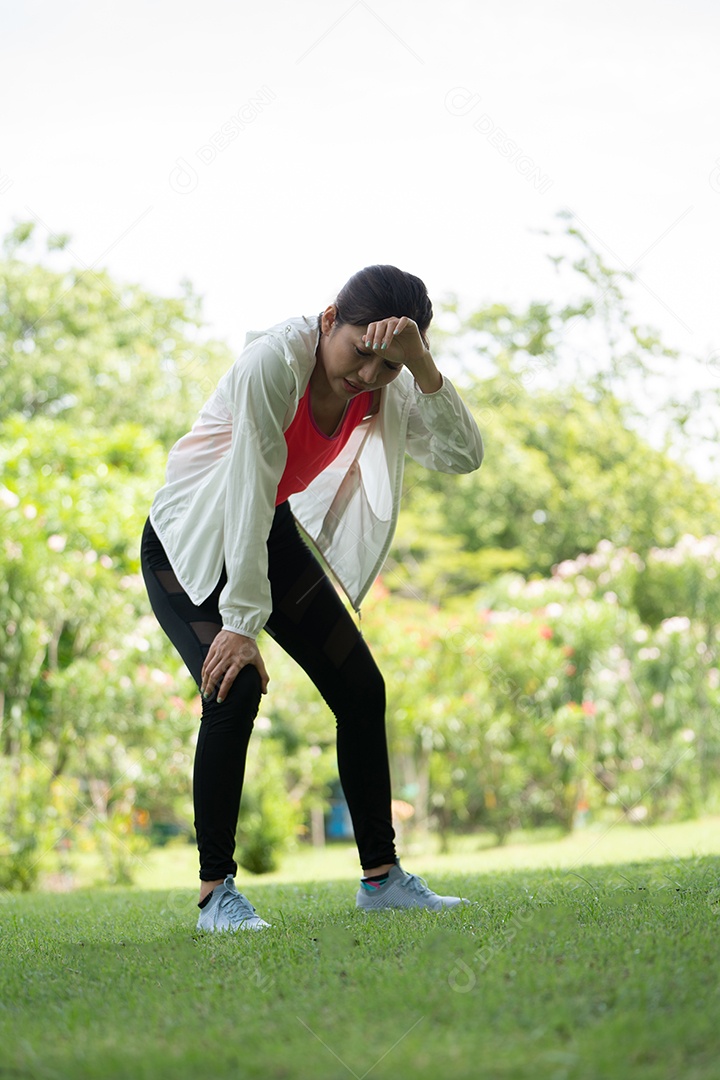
275, 384, 373, 505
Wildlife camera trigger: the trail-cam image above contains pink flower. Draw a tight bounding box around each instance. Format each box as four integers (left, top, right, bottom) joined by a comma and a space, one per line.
374, 576, 390, 600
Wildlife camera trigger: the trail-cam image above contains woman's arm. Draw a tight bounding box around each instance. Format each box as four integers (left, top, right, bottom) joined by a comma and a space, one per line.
215, 339, 295, 636
198, 340, 296, 703
363, 315, 483, 474
404, 372, 484, 473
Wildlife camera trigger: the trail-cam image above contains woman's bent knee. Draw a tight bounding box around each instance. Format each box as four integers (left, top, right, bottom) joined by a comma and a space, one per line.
204, 662, 263, 714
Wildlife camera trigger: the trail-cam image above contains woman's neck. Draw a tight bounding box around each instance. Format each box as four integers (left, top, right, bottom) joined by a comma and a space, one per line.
311, 340, 344, 406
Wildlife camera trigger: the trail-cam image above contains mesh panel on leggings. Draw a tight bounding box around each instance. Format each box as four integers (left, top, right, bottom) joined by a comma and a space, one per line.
322, 614, 358, 669
276, 564, 325, 624
190, 621, 222, 646
156, 568, 184, 594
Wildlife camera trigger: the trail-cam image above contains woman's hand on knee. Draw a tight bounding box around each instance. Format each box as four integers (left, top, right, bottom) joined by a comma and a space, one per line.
200, 630, 270, 702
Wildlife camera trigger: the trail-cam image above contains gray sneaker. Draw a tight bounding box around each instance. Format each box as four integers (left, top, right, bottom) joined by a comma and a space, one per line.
355, 861, 471, 912
196, 874, 271, 932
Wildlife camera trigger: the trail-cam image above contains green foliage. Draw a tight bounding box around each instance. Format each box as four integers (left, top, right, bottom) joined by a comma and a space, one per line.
0, 219, 233, 446
391, 383, 720, 596
394, 214, 720, 597
635, 534, 720, 628
2, 214, 720, 888
236, 737, 305, 874
361, 527, 720, 845
0, 750, 67, 891
0, 396, 197, 885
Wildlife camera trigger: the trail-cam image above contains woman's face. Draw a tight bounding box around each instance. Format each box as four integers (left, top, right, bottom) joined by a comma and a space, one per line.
316, 306, 405, 400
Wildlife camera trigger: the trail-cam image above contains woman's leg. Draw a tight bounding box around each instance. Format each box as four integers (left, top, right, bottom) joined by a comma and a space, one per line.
265, 504, 397, 872
141, 506, 397, 880
140, 517, 262, 883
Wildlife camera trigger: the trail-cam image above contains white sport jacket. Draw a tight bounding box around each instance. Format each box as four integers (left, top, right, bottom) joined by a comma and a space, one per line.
149, 313, 484, 639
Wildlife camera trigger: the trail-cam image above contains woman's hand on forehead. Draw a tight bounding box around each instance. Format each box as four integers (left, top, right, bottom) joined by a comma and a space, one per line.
362, 316, 430, 373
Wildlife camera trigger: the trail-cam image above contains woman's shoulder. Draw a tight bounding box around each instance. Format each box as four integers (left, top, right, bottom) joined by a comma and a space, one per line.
242, 314, 320, 365
218, 314, 318, 389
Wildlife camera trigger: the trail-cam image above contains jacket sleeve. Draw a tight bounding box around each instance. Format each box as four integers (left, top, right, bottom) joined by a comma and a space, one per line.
215, 339, 295, 639
404, 374, 484, 474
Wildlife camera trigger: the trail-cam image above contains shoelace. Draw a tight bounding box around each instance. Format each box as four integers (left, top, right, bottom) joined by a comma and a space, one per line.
400, 871, 434, 896
218, 889, 260, 928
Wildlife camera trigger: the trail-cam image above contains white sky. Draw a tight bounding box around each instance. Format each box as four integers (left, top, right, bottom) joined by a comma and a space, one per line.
1, 0, 718, 472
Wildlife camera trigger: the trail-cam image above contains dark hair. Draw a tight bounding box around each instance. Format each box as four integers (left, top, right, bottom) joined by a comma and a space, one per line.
327, 264, 433, 349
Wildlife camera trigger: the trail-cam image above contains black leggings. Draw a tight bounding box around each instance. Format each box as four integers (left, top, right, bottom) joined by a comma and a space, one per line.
140, 501, 397, 880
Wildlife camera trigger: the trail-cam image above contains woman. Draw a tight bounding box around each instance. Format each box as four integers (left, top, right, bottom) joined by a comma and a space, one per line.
141, 264, 484, 932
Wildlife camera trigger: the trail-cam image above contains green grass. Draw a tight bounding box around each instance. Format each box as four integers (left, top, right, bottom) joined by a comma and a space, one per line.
4, 819, 720, 1079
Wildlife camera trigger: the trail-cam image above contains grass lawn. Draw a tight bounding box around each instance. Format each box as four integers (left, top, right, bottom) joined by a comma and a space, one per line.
3, 817, 720, 1079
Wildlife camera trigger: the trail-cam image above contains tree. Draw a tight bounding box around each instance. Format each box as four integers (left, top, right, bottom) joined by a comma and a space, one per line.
388, 213, 720, 599
389, 380, 720, 599
0, 220, 234, 446
2, 214, 719, 885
